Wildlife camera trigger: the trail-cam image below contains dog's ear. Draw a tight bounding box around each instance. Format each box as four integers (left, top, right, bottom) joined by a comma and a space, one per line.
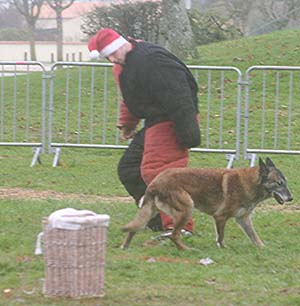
265, 157, 276, 169
259, 157, 269, 179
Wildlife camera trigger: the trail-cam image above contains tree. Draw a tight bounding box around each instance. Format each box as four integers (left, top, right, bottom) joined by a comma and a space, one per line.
0, 0, 9, 10
218, 0, 255, 35
256, 0, 300, 32
81, 1, 162, 43
82, 0, 195, 59
45, 0, 75, 61
81, 0, 239, 57
158, 0, 195, 59
0, 2, 25, 29
13, 0, 43, 60
188, 9, 241, 45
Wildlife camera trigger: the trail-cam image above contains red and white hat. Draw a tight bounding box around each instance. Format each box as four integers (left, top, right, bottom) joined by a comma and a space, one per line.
88, 28, 128, 59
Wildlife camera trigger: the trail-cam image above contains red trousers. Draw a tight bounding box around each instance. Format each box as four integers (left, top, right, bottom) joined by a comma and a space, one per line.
140, 121, 194, 232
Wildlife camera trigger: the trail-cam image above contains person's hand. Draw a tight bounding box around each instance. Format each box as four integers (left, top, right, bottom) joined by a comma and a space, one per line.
120, 125, 136, 140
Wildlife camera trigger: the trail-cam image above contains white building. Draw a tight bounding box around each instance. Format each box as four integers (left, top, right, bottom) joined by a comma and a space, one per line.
0, 41, 90, 62
37, 1, 106, 42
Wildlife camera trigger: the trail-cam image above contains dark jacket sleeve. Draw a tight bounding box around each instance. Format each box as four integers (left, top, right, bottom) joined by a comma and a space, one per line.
140, 53, 201, 148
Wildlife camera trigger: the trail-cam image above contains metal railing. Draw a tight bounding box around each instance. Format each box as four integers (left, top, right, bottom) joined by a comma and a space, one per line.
48, 62, 128, 166
188, 65, 242, 168
0, 61, 47, 166
244, 66, 300, 166
48, 63, 242, 167
2, 61, 299, 168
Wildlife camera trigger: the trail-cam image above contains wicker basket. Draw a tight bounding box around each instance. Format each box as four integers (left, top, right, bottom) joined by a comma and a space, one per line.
42, 212, 110, 298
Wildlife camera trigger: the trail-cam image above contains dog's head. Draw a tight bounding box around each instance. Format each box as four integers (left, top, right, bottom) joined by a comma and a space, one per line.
259, 157, 293, 204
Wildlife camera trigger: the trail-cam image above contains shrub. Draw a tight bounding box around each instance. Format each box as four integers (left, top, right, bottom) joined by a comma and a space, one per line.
81, 1, 162, 42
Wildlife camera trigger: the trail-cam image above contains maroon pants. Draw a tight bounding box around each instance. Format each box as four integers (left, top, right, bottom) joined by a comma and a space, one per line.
141, 121, 194, 232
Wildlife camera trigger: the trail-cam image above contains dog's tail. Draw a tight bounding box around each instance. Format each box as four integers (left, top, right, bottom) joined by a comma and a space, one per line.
122, 193, 157, 232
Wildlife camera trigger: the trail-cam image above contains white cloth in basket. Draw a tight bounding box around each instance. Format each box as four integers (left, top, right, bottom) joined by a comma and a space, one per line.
48, 208, 110, 230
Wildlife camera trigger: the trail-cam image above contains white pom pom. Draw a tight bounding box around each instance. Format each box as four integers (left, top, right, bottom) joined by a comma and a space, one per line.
89, 50, 100, 60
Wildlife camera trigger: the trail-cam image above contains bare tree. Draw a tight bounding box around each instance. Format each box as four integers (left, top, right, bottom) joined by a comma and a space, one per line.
45, 0, 75, 61
0, 2, 24, 29
286, 0, 300, 22
0, 0, 8, 10
257, 0, 300, 31
13, 0, 43, 60
218, 0, 255, 35
159, 0, 194, 59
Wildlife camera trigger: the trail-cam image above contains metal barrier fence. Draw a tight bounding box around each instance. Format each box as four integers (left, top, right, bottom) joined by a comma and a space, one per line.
48, 63, 242, 167
4, 61, 299, 168
188, 65, 242, 168
48, 62, 126, 167
244, 66, 300, 166
0, 61, 47, 166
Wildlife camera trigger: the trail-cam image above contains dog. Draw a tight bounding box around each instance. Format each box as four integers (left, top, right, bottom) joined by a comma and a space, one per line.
121, 157, 293, 250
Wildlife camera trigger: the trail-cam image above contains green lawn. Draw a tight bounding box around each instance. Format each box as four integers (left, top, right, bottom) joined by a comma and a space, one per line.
0, 147, 299, 305
1, 29, 300, 305
1, 195, 299, 306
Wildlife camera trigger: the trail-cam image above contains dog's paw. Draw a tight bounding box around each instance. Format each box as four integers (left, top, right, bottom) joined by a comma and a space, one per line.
216, 242, 225, 248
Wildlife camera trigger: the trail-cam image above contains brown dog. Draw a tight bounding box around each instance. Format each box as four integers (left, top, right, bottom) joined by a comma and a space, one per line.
121, 158, 293, 250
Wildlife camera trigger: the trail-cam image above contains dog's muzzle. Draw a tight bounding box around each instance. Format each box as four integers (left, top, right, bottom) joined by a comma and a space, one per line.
272, 191, 293, 205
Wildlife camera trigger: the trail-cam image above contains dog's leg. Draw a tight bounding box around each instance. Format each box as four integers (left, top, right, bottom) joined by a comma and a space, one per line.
235, 214, 264, 247
121, 195, 158, 249
214, 216, 228, 248
170, 214, 191, 250
121, 232, 137, 249
168, 191, 194, 250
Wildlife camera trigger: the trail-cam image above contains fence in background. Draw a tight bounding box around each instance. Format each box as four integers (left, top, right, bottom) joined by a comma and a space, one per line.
183, 65, 242, 168
48, 63, 242, 167
48, 62, 126, 167
1, 61, 299, 167
244, 66, 300, 166
0, 61, 47, 166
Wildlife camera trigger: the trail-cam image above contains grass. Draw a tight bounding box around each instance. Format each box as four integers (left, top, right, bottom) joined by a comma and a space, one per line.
1, 29, 300, 305
0, 147, 125, 195
1, 196, 300, 306
0, 147, 300, 305
195, 29, 300, 69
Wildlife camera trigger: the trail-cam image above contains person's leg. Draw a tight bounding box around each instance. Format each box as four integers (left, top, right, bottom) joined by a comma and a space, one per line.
118, 128, 162, 231
141, 121, 194, 233
118, 129, 147, 204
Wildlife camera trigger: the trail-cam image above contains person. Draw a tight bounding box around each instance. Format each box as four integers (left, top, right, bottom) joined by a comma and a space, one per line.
88, 28, 201, 237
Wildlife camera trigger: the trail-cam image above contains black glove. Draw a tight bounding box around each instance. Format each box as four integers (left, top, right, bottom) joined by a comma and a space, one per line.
175, 114, 201, 148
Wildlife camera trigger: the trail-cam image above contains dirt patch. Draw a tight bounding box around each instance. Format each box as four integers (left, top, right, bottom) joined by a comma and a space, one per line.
255, 202, 300, 213
0, 187, 132, 203
0, 187, 299, 212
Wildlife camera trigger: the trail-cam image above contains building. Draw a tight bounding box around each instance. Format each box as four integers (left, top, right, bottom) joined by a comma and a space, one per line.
37, 1, 107, 42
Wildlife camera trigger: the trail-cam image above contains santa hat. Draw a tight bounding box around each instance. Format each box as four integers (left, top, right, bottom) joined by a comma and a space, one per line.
88, 28, 128, 59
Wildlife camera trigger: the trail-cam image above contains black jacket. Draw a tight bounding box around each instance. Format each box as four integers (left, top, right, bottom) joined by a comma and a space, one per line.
119, 41, 200, 148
